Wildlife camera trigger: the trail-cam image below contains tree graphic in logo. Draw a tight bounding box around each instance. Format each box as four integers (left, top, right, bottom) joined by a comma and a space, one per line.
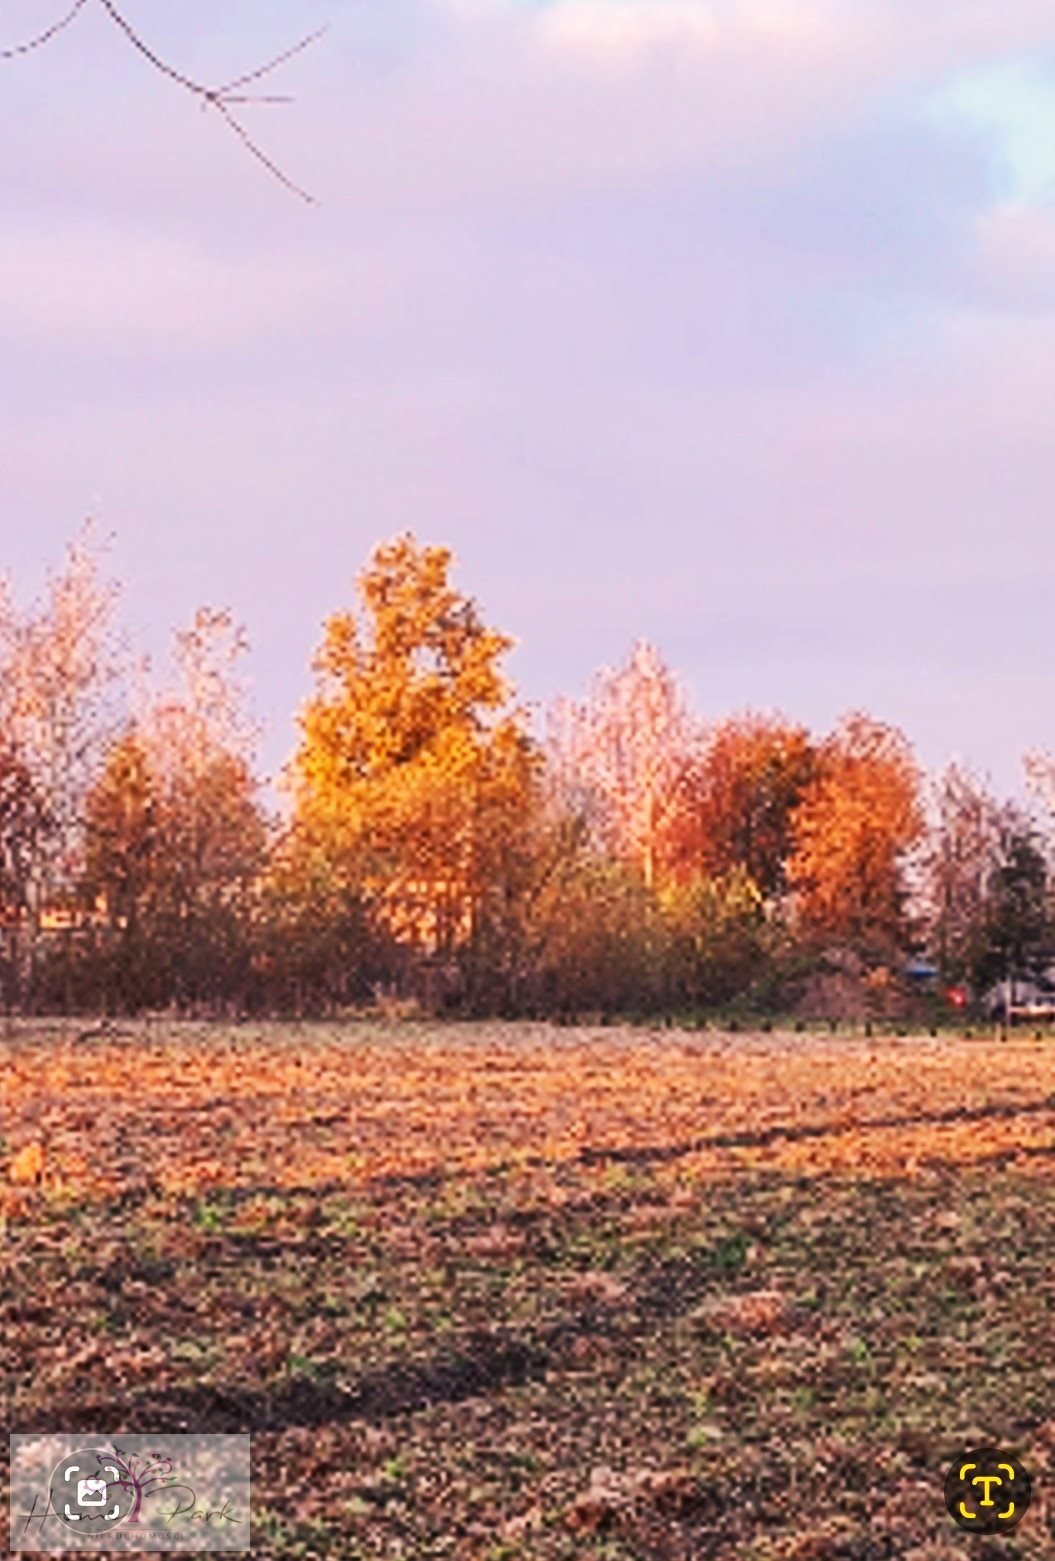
106, 1446, 177, 1525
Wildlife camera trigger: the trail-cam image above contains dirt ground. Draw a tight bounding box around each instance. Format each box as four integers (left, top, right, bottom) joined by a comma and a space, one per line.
4, 1021, 1055, 1557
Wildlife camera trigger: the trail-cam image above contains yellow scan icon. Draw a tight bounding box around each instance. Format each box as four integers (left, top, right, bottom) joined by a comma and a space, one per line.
945, 1447, 1032, 1535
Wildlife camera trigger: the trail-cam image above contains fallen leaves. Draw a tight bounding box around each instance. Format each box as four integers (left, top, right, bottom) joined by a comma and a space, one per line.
7, 1140, 44, 1185
5, 1024, 1055, 1214
563, 1269, 632, 1308
565, 1462, 702, 1533
692, 1288, 798, 1338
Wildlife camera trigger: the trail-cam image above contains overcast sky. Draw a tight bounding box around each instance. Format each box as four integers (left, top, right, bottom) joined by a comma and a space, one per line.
2, 0, 1054, 799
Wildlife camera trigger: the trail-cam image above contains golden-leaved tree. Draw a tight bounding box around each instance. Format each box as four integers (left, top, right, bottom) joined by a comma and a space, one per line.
786, 713, 923, 949
286, 535, 539, 1006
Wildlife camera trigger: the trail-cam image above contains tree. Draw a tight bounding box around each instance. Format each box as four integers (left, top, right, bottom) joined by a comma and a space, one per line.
669, 712, 817, 898
1, 2, 322, 200
518, 849, 663, 1019
289, 535, 539, 1007
1024, 750, 1055, 856
0, 748, 47, 914
83, 732, 156, 934
547, 641, 698, 891
661, 865, 772, 1008
786, 713, 923, 949
974, 821, 1051, 993
916, 763, 1010, 985
0, 748, 49, 1008
82, 609, 265, 1011
255, 827, 376, 1016
0, 524, 123, 1002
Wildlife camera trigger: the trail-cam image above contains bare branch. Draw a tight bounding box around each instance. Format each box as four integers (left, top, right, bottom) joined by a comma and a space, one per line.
93, 0, 214, 95
3, 0, 322, 200
0, 0, 88, 59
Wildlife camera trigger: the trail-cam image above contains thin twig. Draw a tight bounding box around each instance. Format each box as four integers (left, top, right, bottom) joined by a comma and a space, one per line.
220, 94, 295, 107
0, 0, 88, 59
214, 100, 316, 205
215, 26, 328, 98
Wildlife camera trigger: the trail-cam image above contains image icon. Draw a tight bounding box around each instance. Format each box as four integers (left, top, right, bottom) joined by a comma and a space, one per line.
76, 1479, 108, 1506
49, 1450, 136, 1533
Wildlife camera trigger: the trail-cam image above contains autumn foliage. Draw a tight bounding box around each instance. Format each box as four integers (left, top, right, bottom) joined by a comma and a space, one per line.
785, 713, 923, 948
0, 526, 1047, 1017
282, 535, 539, 1009
671, 713, 817, 898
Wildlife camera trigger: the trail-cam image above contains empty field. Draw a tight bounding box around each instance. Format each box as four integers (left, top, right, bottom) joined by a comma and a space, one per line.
5, 1022, 1055, 1558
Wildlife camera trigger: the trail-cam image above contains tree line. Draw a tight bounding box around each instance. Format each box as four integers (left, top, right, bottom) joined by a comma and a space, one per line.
1, 526, 1051, 1020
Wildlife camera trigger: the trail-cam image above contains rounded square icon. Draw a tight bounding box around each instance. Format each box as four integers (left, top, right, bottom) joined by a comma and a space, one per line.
77, 1478, 108, 1506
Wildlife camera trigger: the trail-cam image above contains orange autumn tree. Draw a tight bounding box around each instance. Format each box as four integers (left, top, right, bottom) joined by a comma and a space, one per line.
786, 713, 923, 949
287, 535, 538, 1002
670, 712, 818, 898
652, 713, 818, 1006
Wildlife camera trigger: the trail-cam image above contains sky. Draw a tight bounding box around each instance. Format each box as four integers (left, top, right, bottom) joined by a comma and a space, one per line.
2, 0, 1055, 801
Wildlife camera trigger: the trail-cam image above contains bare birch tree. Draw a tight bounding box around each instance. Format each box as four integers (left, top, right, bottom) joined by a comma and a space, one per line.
0, 523, 124, 1000
548, 641, 699, 890
916, 763, 1011, 984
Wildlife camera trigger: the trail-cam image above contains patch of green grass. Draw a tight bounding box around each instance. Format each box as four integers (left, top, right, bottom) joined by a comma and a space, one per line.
706, 1231, 749, 1273
382, 1305, 407, 1336
191, 1199, 225, 1234
847, 1335, 872, 1365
